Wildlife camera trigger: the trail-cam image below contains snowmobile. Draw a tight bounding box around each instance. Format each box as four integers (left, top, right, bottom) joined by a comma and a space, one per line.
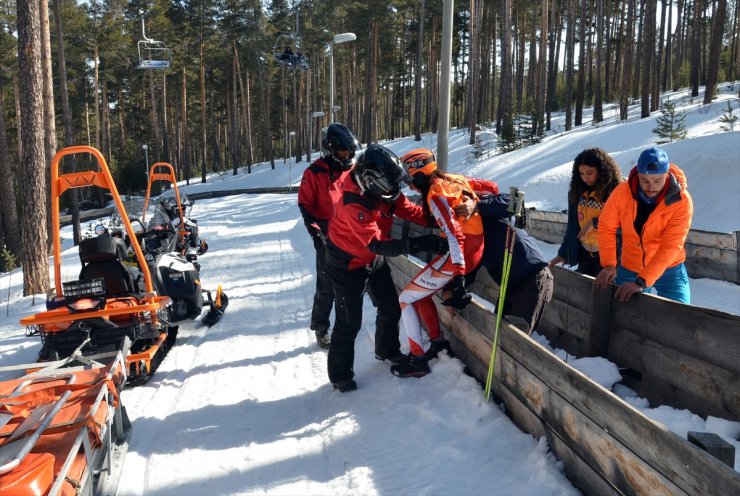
92, 172, 227, 329
108, 199, 228, 328
0, 342, 131, 496
142, 162, 208, 256
20, 146, 175, 383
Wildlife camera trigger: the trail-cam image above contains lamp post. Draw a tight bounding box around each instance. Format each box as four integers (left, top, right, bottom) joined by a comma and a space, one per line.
142, 144, 149, 185
310, 111, 325, 160
329, 32, 356, 124
288, 131, 296, 191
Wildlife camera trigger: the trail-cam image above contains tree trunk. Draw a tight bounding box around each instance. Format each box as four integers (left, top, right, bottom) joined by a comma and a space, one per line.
690, 0, 703, 97
181, 68, 191, 185
564, 0, 576, 130
200, 39, 208, 182
704, 0, 727, 103
53, 0, 80, 245
414, 0, 425, 141
0, 92, 20, 256
17, 0, 50, 296
575, 0, 587, 126
641, 0, 656, 117
593, 0, 603, 123
620, 0, 636, 120
673, 0, 685, 91
498, 0, 513, 135
39, 0, 54, 252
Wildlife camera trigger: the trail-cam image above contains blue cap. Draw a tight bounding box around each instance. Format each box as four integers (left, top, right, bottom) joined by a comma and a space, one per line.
637, 147, 670, 174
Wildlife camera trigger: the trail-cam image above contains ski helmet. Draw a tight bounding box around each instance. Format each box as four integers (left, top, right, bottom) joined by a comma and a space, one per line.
321, 123, 360, 171
400, 148, 437, 190
354, 144, 409, 204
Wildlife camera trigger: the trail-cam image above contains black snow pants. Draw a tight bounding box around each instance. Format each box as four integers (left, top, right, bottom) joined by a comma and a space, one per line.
310, 243, 334, 333
327, 256, 402, 384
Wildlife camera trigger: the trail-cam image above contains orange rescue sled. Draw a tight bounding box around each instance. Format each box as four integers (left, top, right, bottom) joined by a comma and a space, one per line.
0, 345, 130, 495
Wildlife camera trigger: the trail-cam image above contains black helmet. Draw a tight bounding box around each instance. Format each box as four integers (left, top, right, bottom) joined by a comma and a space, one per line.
354, 144, 409, 204
322, 123, 360, 171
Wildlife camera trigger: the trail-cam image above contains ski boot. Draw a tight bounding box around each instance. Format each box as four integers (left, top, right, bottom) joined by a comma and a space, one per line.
390, 354, 431, 378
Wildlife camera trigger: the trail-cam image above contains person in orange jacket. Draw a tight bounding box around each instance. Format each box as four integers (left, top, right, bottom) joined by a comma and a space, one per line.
394, 148, 499, 378
594, 147, 693, 303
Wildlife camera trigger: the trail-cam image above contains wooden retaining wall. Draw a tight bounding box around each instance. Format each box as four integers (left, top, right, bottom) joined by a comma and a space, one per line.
388, 255, 740, 496
526, 210, 740, 284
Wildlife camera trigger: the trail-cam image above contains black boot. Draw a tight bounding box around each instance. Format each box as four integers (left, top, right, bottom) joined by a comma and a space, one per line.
315, 329, 331, 349
390, 354, 431, 378
425, 339, 452, 360
332, 380, 357, 392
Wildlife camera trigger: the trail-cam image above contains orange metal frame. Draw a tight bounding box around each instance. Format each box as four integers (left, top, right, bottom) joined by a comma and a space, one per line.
141, 162, 188, 249
20, 146, 169, 328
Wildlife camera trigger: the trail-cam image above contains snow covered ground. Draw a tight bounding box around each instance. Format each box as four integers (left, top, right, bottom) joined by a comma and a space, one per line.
0, 84, 738, 494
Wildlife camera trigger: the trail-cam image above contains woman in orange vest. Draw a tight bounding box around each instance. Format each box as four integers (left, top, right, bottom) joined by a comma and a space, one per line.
549, 148, 624, 276
394, 148, 498, 378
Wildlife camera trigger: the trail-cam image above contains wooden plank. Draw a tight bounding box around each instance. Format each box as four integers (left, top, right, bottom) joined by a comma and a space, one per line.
493, 322, 740, 496
587, 285, 614, 357
542, 298, 591, 341
494, 378, 621, 496
608, 327, 740, 419
612, 295, 740, 374
528, 210, 568, 223
441, 306, 689, 496
493, 347, 687, 496
550, 267, 593, 311
686, 229, 736, 250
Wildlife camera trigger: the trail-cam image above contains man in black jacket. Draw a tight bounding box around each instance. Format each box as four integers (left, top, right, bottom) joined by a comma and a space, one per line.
456, 193, 553, 335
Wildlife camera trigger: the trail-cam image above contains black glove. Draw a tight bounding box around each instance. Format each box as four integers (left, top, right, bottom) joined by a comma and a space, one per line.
308, 226, 326, 251
442, 274, 472, 309
408, 235, 448, 255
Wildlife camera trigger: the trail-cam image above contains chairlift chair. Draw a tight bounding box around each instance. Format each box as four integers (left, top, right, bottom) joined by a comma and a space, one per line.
136, 18, 172, 70
272, 33, 309, 70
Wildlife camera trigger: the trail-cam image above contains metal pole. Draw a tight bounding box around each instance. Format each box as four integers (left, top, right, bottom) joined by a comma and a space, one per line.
329, 42, 335, 124
307, 71, 312, 161
142, 144, 149, 184
437, 0, 454, 173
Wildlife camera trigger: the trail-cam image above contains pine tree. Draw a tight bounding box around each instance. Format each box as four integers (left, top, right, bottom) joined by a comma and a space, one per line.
652, 99, 687, 144
719, 101, 738, 132
1, 246, 16, 274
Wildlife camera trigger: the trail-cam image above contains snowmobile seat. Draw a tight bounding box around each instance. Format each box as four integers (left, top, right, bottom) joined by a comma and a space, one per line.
78, 237, 137, 297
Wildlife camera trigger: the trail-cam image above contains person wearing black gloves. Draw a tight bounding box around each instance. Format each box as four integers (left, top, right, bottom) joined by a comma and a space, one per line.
298, 123, 359, 348
455, 193, 554, 335
394, 149, 499, 378
325, 144, 442, 392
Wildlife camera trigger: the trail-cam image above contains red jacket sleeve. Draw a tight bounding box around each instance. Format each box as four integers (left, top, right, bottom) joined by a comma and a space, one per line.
467, 177, 499, 196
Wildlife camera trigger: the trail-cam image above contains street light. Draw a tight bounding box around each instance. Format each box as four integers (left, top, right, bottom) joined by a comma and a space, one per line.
288, 131, 296, 191
310, 111, 325, 160
142, 144, 149, 185
329, 32, 356, 124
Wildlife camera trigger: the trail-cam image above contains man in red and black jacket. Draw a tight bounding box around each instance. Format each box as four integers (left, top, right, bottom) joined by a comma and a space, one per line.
298, 123, 359, 349
325, 144, 446, 392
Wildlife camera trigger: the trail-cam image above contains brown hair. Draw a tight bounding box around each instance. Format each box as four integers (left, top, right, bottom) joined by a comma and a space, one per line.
568, 148, 624, 204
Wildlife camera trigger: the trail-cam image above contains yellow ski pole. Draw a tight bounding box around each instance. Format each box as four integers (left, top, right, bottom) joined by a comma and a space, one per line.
484, 188, 525, 401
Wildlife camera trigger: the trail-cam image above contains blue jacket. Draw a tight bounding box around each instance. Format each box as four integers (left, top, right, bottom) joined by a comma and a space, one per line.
474, 194, 547, 288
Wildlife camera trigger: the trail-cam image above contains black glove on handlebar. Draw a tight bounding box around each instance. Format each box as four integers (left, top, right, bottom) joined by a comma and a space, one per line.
442, 274, 472, 310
